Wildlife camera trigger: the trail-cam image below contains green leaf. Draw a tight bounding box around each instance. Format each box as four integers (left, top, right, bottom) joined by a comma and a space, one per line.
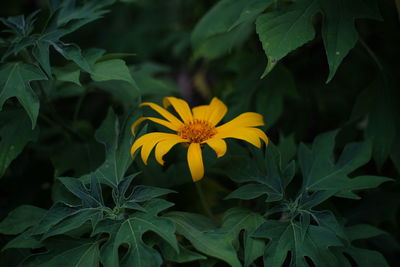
58, 176, 104, 208
253, 220, 342, 266
0, 109, 39, 177
2, 229, 42, 251
53, 65, 81, 86
160, 243, 207, 263
52, 41, 92, 73
255, 64, 297, 128
42, 208, 102, 240
256, 0, 380, 80
345, 224, 386, 241
90, 59, 137, 87
166, 211, 241, 267
225, 145, 295, 202
0, 62, 47, 127
26, 241, 100, 267
0, 205, 45, 235
256, 0, 318, 77
87, 108, 140, 187
298, 131, 392, 197
98, 212, 178, 267
192, 0, 271, 59
319, 0, 381, 82
217, 208, 266, 267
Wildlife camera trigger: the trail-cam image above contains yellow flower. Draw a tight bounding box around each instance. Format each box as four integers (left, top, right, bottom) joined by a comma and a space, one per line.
131, 97, 268, 182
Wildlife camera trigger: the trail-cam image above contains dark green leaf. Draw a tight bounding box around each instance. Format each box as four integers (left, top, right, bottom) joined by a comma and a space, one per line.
0, 109, 39, 177
0, 205, 45, 235
0, 62, 47, 127
166, 211, 241, 267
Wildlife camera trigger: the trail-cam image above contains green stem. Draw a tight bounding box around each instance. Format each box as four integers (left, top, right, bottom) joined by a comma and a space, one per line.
359, 37, 384, 73
195, 182, 214, 220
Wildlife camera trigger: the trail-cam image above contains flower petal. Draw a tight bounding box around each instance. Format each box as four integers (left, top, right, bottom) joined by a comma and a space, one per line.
131, 117, 179, 135
140, 102, 183, 127
216, 112, 264, 133
187, 143, 204, 182
155, 137, 187, 165
214, 127, 268, 148
207, 97, 227, 126
205, 138, 227, 158
163, 97, 193, 123
131, 132, 180, 164
192, 105, 210, 121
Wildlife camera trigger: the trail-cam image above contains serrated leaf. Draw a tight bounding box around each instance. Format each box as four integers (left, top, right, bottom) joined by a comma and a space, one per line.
298, 131, 392, 197
128, 185, 175, 202
218, 208, 266, 267
0, 62, 47, 127
42, 208, 103, 240
0, 109, 39, 177
253, 220, 342, 266
52, 41, 92, 73
192, 0, 266, 59
27, 241, 100, 267
166, 211, 241, 267
87, 108, 140, 187
98, 212, 177, 267
224, 145, 295, 202
0, 205, 45, 235
256, 0, 318, 77
58, 176, 104, 208
256, 0, 380, 80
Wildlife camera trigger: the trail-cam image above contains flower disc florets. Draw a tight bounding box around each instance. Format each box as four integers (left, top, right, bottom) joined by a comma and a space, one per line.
178, 119, 216, 143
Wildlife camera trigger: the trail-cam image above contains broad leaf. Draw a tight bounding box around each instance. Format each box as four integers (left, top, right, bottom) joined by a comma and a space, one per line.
0, 205, 45, 235
256, 0, 380, 80
225, 145, 295, 202
0, 109, 39, 177
166, 211, 241, 267
97, 211, 177, 267
298, 131, 392, 198
0, 62, 47, 127
253, 220, 342, 266
90, 59, 137, 87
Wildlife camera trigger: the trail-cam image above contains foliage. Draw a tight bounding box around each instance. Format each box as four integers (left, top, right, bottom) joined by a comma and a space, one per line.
0, 0, 399, 266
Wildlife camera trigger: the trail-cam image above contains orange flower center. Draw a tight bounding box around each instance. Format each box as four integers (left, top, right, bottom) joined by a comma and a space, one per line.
178, 119, 216, 143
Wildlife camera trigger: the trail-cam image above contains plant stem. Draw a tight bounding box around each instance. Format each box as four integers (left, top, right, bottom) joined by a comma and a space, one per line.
195, 182, 214, 220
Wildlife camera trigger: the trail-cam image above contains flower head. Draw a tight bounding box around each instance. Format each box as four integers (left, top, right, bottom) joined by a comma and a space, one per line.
131, 97, 268, 182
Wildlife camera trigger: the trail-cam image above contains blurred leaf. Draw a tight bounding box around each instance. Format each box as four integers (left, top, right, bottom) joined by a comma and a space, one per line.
160, 243, 207, 263
53, 65, 81, 86
0, 109, 39, 177
192, 0, 273, 59
23, 241, 100, 267
90, 59, 137, 86
256, 0, 380, 80
0, 205, 45, 235
0, 62, 47, 127
255, 64, 297, 128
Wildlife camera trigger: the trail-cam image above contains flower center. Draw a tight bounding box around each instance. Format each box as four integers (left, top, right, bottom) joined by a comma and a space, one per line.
178, 119, 216, 143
